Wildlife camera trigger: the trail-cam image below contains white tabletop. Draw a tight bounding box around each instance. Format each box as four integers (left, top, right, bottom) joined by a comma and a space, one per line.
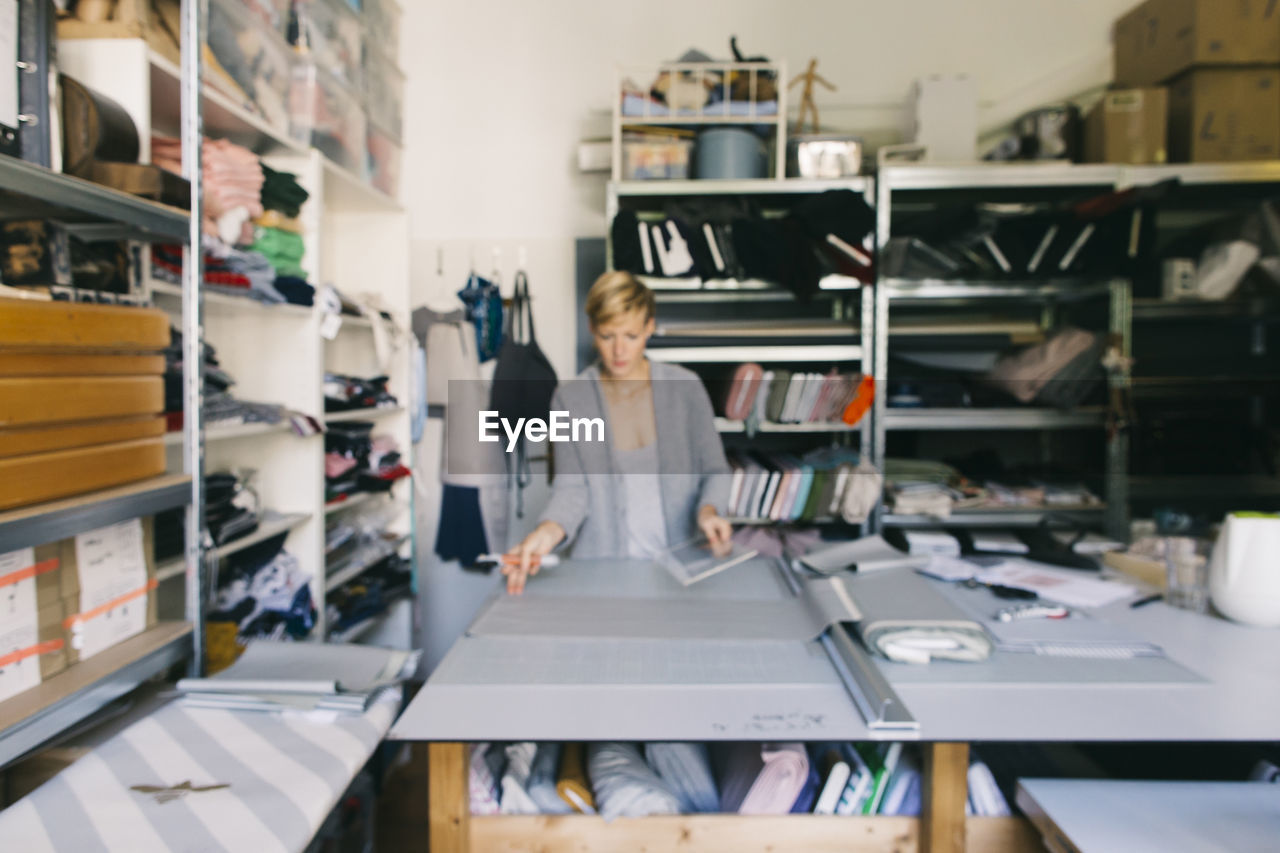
391, 558, 1280, 743
1016, 778, 1280, 853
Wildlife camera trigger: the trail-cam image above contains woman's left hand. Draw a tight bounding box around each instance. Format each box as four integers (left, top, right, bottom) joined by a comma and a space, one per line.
697, 506, 733, 557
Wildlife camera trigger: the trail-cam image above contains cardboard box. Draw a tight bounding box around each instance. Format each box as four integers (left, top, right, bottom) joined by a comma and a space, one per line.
60, 517, 159, 665
908, 74, 978, 162
1085, 88, 1169, 163
1115, 0, 1280, 86
1168, 67, 1280, 162
37, 602, 68, 681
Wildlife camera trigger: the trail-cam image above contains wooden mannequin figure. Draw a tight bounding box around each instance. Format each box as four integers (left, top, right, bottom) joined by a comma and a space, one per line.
789, 58, 835, 134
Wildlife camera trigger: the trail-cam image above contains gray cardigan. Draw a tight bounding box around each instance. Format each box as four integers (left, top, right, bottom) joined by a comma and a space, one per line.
538, 361, 732, 558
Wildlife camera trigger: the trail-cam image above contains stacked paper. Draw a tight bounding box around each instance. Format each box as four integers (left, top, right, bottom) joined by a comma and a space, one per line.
177, 640, 420, 713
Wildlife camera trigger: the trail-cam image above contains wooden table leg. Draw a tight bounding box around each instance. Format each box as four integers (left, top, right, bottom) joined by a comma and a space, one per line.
428, 742, 470, 853
921, 741, 969, 853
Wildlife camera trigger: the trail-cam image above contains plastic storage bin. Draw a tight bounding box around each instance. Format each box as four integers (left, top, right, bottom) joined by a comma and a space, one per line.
364, 0, 401, 63
363, 45, 404, 142
622, 134, 693, 180
291, 62, 367, 175
367, 123, 401, 197
235, 0, 291, 38
207, 0, 295, 136
291, 0, 363, 89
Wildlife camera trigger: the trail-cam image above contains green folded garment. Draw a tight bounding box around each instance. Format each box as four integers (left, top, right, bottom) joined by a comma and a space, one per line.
251, 226, 306, 278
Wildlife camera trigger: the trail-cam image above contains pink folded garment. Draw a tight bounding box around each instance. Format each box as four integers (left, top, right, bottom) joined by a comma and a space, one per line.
325, 452, 358, 478
715, 742, 810, 814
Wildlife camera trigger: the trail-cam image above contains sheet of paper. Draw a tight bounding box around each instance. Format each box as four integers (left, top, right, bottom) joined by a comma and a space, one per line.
971, 532, 1029, 554
799, 535, 925, 575
917, 555, 979, 582
73, 520, 149, 660
0, 0, 17, 130
971, 558, 1135, 609
903, 530, 961, 557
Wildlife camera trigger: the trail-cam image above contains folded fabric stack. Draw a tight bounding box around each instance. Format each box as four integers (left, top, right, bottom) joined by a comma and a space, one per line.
323, 372, 398, 412
208, 532, 316, 643
253, 166, 313, 304
153, 137, 264, 245
205, 471, 260, 546
325, 552, 412, 635
884, 458, 1101, 517
152, 240, 300, 306
325, 424, 410, 503
728, 447, 881, 525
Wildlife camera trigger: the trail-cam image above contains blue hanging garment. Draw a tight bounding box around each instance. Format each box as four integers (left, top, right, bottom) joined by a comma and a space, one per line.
457, 273, 505, 363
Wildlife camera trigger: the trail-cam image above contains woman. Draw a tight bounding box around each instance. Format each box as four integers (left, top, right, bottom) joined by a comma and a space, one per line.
503, 271, 733, 594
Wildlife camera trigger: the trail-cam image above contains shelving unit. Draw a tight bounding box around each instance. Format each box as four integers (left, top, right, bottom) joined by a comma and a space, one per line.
0, 2, 203, 769
57, 19, 414, 648
872, 165, 1134, 538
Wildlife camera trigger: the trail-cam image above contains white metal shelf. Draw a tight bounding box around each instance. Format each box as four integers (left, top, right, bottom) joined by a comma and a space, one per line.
881, 506, 1107, 528
1119, 161, 1280, 187
647, 344, 862, 363
325, 535, 409, 592
150, 50, 306, 156
882, 407, 1107, 431
322, 158, 403, 213
164, 420, 297, 445
715, 418, 860, 434
0, 623, 192, 769
150, 281, 314, 318
0, 475, 191, 554
0, 150, 188, 243
612, 177, 871, 196
324, 406, 406, 423
880, 163, 1122, 191
327, 593, 412, 643
882, 278, 1118, 303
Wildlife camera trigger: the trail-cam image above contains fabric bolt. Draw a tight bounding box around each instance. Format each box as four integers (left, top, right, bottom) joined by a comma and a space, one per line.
499, 743, 540, 815
587, 742, 681, 821
644, 742, 719, 813
469, 743, 502, 816
556, 743, 597, 814
714, 742, 810, 814
527, 744, 572, 815
790, 759, 822, 814
434, 485, 488, 565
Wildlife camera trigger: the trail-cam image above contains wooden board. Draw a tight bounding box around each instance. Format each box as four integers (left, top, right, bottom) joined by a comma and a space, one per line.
0, 376, 164, 428
0, 416, 166, 458
0, 299, 169, 351
430, 742, 471, 853
469, 815, 1042, 853
0, 352, 166, 377
0, 437, 166, 511
922, 743, 970, 853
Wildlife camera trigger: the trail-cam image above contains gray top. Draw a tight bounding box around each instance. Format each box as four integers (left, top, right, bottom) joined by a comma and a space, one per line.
616, 441, 668, 558
538, 361, 731, 558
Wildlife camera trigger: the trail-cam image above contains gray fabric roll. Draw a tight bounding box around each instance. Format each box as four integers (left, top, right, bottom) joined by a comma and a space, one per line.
587, 742, 681, 820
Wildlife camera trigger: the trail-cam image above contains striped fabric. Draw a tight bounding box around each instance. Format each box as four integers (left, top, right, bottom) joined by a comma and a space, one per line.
0, 688, 400, 852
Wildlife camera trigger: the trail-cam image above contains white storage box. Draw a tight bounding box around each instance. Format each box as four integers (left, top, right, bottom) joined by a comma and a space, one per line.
207, 0, 295, 136
364, 0, 402, 63
291, 62, 367, 175
292, 0, 363, 89
363, 45, 405, 142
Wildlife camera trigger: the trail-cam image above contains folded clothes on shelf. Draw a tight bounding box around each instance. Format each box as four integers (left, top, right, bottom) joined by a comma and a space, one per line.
209, 532, 317, 645
325, 552, 412, 636
205, 471, 260, 546
154, 136, 265, 245
324, 372, 398, 412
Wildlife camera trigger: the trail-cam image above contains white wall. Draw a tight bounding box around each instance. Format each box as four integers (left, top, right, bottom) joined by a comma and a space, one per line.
399, 0, 1139, 668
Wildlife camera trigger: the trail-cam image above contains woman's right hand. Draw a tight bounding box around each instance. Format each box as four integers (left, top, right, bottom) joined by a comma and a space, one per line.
503, 520, 566, 595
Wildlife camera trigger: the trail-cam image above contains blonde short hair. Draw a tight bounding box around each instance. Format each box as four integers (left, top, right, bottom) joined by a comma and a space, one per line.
585, 271, 656, 327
